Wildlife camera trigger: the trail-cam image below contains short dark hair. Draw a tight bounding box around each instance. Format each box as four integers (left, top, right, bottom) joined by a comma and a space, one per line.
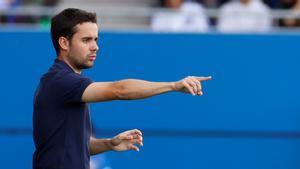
51, 8, 97, 54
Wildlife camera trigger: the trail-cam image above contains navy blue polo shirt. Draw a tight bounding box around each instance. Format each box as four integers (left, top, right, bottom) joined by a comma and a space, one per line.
33, 59, 93, 169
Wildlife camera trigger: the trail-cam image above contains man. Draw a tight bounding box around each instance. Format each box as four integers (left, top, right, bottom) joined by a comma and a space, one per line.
33, 8, 211, 169
217, 0, 271, 32
151, 0, 209, 32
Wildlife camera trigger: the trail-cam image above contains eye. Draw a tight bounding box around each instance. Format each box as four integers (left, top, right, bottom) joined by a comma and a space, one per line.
82, 39, 89, 43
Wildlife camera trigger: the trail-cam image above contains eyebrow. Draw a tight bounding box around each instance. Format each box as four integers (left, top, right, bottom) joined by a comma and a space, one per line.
81, 36, 98, 40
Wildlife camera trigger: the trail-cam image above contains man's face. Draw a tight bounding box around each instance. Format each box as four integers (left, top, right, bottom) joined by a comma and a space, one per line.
67, 22, 99, 70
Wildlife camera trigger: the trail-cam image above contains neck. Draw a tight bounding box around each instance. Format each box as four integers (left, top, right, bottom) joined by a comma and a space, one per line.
57, 54, 82, 74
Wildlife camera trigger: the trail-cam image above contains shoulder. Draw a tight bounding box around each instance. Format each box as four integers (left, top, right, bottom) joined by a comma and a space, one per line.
58, 72, 92, 88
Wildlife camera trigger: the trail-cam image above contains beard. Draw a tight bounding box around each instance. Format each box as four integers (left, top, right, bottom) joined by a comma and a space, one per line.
69, 54, 94, 70
77, 63, 92, 70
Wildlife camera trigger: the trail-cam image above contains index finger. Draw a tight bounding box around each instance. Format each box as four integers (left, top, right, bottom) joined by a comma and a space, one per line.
195, 76, 212, 81
129, 129, 142, 136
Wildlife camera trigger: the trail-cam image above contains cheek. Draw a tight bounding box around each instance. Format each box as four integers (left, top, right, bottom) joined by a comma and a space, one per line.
70, 44, 87, 56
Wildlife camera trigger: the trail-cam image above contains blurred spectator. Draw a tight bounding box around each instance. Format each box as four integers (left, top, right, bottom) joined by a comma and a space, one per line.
0, 0, 15, 23
4, 0, 59, 26
196, 0, 229, 8
278, 0, 300, 27
151, 0, 209, 32
0, 0, 11, 9
262, 0, 281, 8
197, 0, 219, 8
38, 0, 60, 27
217, 0, 272, 32
42, 0, 59, 6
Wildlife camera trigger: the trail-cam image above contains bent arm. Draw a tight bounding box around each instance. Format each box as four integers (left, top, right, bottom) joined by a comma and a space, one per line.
90, 129, 143, 155
82, 79, 175, 103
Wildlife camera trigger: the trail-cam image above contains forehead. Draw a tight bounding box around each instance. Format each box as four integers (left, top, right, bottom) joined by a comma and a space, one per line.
73, 22, 98, 37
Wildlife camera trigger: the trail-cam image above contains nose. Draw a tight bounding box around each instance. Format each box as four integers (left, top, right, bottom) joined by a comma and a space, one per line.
91, 41, 99, 52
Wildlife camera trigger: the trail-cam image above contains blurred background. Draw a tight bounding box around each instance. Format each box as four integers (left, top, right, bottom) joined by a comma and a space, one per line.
3, 0, 300, 31
1, 0, 300, 169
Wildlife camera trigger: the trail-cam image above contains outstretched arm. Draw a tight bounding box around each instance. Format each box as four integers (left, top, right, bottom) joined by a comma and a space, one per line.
89, 129, 143, 155
82, 76, 212, 103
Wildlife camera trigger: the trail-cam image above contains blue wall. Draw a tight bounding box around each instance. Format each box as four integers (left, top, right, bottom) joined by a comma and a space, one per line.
0, 32, 300, 169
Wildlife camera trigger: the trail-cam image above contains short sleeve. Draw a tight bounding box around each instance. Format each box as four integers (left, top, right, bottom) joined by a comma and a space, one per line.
55, 73, 93, 103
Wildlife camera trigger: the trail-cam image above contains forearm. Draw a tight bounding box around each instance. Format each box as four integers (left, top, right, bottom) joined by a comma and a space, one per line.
114, 79, 175, 100
89, 137, 112, 155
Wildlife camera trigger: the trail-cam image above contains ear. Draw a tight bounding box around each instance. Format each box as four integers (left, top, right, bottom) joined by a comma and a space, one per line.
58, 37, 69, 51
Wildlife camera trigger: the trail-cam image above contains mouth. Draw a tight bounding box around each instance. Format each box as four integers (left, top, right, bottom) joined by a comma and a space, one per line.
88, 55, 96, 61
